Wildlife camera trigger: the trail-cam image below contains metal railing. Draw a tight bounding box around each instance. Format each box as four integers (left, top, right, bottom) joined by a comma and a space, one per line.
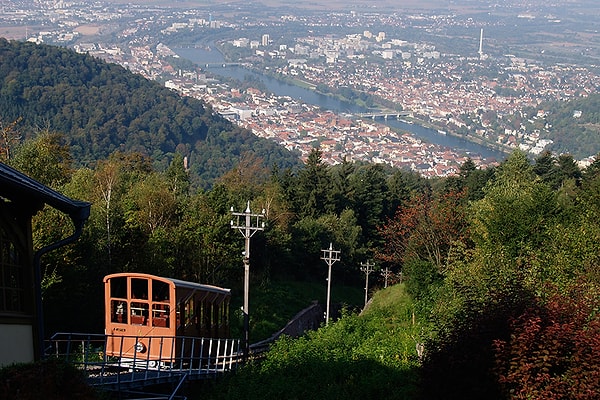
48, 333, 241, 390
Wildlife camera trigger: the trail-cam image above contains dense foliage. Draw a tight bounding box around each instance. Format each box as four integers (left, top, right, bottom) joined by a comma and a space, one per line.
0, 38, 300, 188
494, 283, 600, 399
0, 359, 101, 400
391, 150, 600, 399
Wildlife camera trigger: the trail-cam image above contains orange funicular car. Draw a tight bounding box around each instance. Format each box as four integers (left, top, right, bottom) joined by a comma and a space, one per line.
104, 273, 231, 368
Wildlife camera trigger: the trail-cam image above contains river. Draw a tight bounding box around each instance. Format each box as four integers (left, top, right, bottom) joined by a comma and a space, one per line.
174, 47, 507, 162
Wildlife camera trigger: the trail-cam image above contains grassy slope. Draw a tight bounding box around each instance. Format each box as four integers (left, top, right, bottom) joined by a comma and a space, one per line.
197, 283, 422, 400
233, 280, 365, 342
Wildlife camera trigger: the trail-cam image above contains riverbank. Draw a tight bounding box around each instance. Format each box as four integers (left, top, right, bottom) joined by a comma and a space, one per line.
248, 64, 511, 159
407, 116, 512, 157
174, 46, 508, 162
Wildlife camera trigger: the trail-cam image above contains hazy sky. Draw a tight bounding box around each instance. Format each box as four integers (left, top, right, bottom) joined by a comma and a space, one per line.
102, 0, 599, 16
1, 0, 595, 18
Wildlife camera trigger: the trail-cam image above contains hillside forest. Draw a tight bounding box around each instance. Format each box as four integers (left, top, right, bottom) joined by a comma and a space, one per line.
2, 38, 600, 399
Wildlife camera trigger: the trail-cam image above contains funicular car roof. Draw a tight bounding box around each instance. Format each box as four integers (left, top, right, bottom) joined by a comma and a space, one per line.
104, 272, 231, 296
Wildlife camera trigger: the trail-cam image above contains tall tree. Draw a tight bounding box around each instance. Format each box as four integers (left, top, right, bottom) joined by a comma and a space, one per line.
328, 157, 355, 214
459, 158, 492, 201
127, 172, 177, 235
165, 153, 190, 198
295, 148, 331, 219
376, 189, 469, 274
349, 163, 388, 247
533, 150, 558, 186
386, 168, 430, 216
470, 150, 557, 260
186, 195, 238, 285
556, 153, 581, 187
215, 152, 270, 203
94, 159, 122, 268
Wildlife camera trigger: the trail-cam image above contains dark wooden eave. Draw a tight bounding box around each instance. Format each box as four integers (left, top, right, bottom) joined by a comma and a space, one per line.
0, 162, 90, 221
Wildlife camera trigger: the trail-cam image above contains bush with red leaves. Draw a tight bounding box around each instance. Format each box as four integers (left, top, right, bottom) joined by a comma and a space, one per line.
494, 284, 600, 399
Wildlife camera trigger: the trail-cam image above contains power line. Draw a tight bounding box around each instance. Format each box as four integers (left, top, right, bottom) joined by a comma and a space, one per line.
360, 261, 375, 307
321, 243, 340, 325
380, 266, 392, 288
230, 201, 265, 358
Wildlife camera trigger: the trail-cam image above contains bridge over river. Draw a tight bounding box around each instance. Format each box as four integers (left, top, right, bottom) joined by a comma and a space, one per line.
204, 62, 246, 68
355, 111, 411, 120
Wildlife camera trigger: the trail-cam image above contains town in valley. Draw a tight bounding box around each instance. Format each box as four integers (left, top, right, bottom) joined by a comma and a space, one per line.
2, 0, 600, 176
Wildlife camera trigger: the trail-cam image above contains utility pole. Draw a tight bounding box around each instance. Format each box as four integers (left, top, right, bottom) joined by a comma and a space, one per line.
380, 267, 392, 288
360, 261, 375, 307
321, 243, 340, 325
230, 201, 265, 358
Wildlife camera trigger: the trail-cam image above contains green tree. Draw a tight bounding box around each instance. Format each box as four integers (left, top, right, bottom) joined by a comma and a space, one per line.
10, 131, 72, 187
328, 157, 355, 214
470, 150, 557, 260
533, 150, 558, 186
289, 216, 332, 279
165, 152, 190, 198
254, 176, 295, 283
348, 163, 388, 247
215, 152, 270, 204
153, 189, 238, 286
457, 158, 492, 201
93, 159, 122, 268
556, 153, 581, 188
386, 168, 430, 215
295, 148, 331, 219
126, 172, 177, 234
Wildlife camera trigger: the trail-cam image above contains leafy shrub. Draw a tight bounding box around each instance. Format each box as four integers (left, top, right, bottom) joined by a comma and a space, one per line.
493, 283, 600, 399
403, 259, 441, 302
0, 358, 101, 400
419, 278, 536, 400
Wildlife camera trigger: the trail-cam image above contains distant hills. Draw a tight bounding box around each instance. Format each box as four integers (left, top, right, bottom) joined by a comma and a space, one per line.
0, 38, 301, 187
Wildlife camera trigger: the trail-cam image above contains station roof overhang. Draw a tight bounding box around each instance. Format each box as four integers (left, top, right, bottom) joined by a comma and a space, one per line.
0, 162, 91, 222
